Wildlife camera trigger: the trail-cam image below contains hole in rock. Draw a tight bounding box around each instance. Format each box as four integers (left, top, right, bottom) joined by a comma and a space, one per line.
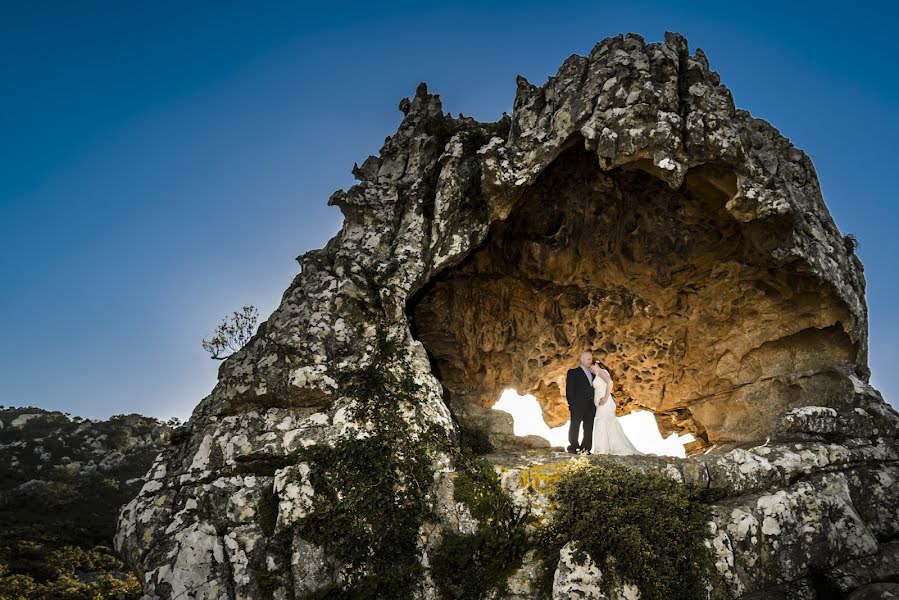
492, 388, 694, 457
407, 138, 859, 454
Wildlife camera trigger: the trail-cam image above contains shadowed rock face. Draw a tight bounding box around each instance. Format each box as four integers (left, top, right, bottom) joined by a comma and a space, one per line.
410, 141, 858, 450
115, 31, 897, 600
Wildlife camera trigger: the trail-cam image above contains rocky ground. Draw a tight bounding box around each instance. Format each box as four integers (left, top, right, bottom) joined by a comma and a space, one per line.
0, 406, 171, 599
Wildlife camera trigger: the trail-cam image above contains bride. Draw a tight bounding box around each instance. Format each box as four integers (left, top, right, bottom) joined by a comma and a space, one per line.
589, 362, 644, 455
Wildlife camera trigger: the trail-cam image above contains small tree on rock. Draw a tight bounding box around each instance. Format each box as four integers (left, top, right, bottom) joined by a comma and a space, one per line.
202, 304, 259, 359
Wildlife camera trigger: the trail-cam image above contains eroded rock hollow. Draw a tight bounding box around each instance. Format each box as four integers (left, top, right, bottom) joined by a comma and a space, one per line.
116, 31, 898, 600
409, 140, 861, 451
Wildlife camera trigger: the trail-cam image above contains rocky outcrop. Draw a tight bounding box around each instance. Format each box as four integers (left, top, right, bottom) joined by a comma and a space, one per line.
115, 31, 898, 599
492, 433, 899, 599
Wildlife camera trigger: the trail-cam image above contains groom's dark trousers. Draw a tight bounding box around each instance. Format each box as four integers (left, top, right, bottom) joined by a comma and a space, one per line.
566, 366, 596, 453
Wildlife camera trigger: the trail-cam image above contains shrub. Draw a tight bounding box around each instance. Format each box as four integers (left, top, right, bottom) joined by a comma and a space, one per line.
202, 304, 259, 359
290, 329, 450, 599
533, 460, 724, 600
0, 545, 141, 600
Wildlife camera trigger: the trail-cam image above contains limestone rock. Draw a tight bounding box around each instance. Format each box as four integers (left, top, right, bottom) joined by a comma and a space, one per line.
115, 31, 899, 599
551, 541, 639, 600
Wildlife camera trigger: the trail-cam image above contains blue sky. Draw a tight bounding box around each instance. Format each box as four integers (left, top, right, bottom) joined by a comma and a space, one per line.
2, 1, 897, 420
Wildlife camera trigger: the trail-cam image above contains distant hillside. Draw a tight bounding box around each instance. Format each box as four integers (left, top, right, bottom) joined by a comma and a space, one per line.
0, 406, 171, 599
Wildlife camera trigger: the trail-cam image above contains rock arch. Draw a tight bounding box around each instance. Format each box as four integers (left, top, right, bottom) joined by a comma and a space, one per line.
115, 32, 897, 600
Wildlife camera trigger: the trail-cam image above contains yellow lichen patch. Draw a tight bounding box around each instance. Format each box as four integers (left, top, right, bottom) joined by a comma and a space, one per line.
516, 459, 585, 493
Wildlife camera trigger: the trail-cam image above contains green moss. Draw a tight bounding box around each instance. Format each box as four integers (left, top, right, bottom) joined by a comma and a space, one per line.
430, 455, 531, 600
250, 529, 296, 600
533, 460, 725, 600
291, 329, 451, 599
254, 568, 278, 600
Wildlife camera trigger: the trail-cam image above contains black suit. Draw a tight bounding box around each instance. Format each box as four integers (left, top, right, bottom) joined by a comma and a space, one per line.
566, 366, 596, 452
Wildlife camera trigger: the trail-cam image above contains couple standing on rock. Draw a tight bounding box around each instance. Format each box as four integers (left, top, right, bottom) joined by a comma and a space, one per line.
565, 351, 643, 456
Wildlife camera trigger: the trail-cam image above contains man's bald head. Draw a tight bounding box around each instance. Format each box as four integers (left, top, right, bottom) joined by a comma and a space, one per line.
579, 351, 593, 368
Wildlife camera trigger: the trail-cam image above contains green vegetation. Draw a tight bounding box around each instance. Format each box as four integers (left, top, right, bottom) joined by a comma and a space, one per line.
533, 460, 725, 600
0, 407, 170, 599
0, 368, 726, 600
287, 329, 451, 600
257, 486, 280, 538
0, 545, 141, 600
201, 303, 260, 359
430, 455, 531, 600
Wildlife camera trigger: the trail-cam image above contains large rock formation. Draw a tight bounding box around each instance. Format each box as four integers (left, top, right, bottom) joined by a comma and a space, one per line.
116, 32, 899, 599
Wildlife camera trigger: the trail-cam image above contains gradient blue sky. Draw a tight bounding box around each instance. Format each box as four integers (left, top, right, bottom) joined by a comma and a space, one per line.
2, 1, 897, 421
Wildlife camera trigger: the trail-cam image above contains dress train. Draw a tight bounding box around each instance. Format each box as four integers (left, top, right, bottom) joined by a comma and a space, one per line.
591, 376, 644, 456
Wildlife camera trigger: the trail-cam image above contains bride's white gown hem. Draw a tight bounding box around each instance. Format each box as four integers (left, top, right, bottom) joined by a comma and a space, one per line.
591, 376, 644, 456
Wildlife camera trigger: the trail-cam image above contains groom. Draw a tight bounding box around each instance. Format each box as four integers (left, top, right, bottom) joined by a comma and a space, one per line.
565, 351, 596, 454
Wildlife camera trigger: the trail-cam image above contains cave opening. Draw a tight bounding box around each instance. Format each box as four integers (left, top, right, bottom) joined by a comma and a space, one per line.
407, 138, 858, 455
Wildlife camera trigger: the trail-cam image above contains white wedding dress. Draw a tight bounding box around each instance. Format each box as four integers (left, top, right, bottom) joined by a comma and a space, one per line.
591, 376, 644, 455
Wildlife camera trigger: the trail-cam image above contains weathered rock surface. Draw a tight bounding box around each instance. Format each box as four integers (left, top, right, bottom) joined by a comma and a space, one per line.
115, 31, 899, 599
494, 443, 899, 599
